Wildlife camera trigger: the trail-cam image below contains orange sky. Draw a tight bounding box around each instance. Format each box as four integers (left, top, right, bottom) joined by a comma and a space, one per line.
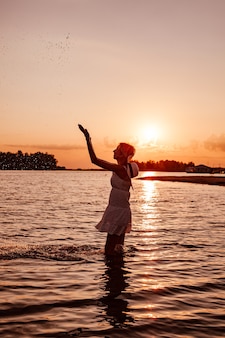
1, 0, 225, 169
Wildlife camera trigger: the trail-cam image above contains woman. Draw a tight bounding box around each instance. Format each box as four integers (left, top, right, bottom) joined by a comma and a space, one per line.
78, 124, 139, 256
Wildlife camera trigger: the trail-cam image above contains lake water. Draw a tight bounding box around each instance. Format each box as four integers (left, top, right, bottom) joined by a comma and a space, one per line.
0, 171, 225, 338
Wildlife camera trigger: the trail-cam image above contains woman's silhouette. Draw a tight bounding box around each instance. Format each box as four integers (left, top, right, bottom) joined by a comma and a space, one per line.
78, 124, 138, 256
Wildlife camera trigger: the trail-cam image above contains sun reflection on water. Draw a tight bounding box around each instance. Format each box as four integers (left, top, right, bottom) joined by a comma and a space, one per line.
141, 180, 156, 202
140, 180, 159, 231
130, 179, 170, 321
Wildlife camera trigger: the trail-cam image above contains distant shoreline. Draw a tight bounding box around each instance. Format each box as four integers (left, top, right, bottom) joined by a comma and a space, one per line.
138, 175, 225, 186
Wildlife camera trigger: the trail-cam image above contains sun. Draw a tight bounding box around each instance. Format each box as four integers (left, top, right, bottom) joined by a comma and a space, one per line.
139, 125, 160, 146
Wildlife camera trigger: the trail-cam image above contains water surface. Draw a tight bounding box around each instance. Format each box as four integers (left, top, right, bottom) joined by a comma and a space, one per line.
0, 171, 224, 337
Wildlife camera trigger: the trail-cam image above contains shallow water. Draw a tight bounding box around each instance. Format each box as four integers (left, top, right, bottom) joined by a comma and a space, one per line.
0, 171, 225, 337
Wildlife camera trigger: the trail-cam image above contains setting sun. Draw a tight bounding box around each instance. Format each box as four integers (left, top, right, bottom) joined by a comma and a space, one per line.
138, 125, 161, 146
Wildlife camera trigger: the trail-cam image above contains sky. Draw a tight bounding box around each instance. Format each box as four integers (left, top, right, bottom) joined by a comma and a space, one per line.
1, 0, 225, 169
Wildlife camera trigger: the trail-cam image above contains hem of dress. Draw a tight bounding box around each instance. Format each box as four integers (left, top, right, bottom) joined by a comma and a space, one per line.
95, 226, 131, 236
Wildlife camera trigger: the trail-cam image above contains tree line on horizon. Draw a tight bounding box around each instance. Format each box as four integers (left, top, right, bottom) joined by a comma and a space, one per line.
0, 150, 65, 170
134, 159, 195, 172
0, 150, 195, 171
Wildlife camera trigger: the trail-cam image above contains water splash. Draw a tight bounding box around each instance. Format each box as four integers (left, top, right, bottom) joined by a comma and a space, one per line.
0, 242, 102, 262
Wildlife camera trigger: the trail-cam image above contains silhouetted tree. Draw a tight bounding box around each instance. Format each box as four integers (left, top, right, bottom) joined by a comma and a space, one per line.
0, 151, 62, 170
134, 159, 195, 172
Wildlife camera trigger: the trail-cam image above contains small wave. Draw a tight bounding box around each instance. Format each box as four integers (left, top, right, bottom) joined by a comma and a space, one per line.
0, 298, 99, 318
35, 318, 225, 337
177, 243, 206, 249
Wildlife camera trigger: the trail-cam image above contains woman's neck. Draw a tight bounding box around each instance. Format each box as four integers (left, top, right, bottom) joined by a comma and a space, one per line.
117, 159, 127, 166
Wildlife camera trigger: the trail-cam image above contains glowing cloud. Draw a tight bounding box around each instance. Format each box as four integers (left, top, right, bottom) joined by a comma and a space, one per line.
204, 134, 225, 152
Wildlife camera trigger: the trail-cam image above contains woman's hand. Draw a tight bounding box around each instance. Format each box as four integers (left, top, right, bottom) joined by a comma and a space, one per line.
78, 124, 90, 140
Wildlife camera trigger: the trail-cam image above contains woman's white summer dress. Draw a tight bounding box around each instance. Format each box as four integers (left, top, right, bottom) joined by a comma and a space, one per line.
96, 171, 132, 236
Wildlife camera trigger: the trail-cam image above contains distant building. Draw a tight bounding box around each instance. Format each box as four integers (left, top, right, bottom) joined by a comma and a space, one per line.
186, 164, 212, 173
195, 165, 212, 173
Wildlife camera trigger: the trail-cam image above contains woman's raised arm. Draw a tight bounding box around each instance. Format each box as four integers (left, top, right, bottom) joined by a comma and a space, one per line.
78, 124, 127, 177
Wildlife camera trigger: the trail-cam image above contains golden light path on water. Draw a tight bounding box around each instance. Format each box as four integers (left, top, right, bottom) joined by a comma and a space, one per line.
132, 177, 220, 322
129, 180, 165, 320
140, 180, 159, 234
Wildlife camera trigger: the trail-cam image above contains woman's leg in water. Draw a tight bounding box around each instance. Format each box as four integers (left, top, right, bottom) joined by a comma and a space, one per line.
105, 233, 125, 256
